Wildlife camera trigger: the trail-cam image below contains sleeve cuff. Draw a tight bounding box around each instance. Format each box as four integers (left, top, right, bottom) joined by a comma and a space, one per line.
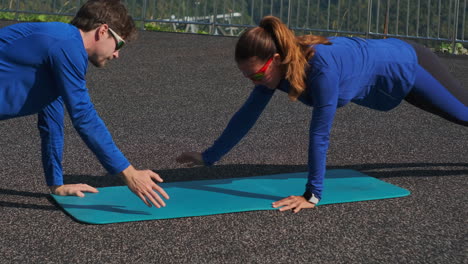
304, 184, 322, 200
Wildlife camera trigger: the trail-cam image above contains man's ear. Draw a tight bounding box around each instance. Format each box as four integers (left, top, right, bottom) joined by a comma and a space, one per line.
95, 24, 108, 41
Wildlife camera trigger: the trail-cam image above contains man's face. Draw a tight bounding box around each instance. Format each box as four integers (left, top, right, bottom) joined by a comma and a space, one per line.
88, 25, 123, 68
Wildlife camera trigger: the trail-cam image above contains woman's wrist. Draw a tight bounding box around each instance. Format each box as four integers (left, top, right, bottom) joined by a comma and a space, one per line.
303, 190, 320, 204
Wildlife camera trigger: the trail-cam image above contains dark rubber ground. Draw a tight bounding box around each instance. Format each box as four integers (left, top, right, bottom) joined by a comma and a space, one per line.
0, 21, 466, 263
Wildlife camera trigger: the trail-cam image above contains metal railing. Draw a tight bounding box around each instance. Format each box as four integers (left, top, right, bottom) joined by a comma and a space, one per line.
1, 0, 467, 52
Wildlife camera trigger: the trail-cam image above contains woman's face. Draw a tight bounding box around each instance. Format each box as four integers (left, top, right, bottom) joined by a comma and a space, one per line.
237, 54, 283, 89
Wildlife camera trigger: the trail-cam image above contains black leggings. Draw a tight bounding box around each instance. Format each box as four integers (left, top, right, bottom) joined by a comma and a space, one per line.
404, 41, 468, 126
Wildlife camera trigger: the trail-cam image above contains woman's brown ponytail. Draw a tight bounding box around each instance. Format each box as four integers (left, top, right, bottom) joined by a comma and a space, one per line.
236, 16, 331, 101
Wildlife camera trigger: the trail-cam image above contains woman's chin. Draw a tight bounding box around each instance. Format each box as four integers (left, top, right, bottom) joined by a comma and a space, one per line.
266, 80, 281, 90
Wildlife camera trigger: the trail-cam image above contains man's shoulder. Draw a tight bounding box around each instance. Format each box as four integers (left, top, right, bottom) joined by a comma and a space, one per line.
1, 22, 79, 43
34, 22, 79, 39
0, 22, 83, 58
37, 23, 84, 55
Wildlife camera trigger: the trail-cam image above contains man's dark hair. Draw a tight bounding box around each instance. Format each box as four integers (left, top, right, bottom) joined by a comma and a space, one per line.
70, 0, 137, 41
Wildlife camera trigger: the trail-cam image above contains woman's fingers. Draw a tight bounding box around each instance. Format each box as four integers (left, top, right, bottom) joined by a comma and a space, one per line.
175, 153, 189, 163
176, 152, 204, 166
272, 195, 295, 208
272, 195, 315, 213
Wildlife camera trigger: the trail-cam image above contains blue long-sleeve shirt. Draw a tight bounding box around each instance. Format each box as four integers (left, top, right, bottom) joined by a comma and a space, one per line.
203, 37, 418, 200
0, 22, 130, 186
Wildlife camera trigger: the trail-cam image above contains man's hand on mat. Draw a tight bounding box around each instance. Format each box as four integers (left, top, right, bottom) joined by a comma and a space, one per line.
176, 152, 205, 167
49, 184, 98, 197
272, 195, 315, 213
120, 165, 170, 208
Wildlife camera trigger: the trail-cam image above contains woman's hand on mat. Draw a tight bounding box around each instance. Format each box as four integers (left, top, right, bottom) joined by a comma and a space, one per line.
49, 184, 98, 197
119, 165, 170, 208
176, 152, 205, 167
272, 195, 315, 213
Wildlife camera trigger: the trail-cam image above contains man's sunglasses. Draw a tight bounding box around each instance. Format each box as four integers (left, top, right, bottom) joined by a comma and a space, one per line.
248, 57, 274, 81
108, 27, 125, 51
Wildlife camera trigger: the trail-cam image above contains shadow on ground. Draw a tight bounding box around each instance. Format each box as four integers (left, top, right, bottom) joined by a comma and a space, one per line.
65, 162, 468, 186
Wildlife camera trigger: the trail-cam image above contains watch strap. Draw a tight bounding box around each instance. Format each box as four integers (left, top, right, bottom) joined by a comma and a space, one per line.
303, 190, 319, 204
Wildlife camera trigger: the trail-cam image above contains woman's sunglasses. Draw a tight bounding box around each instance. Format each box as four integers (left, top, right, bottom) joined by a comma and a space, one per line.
108, 27, 125, 51
248, 57, 274, 81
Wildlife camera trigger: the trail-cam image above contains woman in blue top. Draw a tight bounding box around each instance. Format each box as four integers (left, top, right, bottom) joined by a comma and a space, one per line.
0, 0, 169, 207
177, 16, 467, 213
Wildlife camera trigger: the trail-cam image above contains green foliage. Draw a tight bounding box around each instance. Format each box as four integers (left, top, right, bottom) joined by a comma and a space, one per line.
0, 11, 71, 23
436, 42, 468, 55
144, 22, 183, 33
0, 0, 466, 50
0, 12, 14, 20
144, 22, 209, 34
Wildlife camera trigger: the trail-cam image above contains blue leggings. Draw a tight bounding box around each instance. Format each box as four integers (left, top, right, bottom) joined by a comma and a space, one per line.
404, 41, 468, 126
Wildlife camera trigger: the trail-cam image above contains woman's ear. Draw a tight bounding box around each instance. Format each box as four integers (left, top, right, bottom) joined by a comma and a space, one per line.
273, 53, 282, 64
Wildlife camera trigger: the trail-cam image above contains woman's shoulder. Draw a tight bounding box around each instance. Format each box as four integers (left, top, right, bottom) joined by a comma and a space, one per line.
309, 38, 357, 69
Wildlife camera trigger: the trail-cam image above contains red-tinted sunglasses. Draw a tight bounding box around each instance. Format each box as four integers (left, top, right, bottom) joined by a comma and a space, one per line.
248, 57, 274, 81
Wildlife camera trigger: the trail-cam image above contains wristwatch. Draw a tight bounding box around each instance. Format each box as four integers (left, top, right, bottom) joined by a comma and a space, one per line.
303, 190, 320, 204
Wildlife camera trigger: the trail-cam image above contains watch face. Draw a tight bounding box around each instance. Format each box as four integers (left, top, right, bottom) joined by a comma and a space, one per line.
303, 191, 319, 204
308, 194, 319, 204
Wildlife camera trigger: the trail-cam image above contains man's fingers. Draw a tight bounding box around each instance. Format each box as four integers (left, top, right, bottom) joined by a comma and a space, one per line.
144, 190, 162, 208
124, 168, 172, 208
137, 192, 151, 207
54, 184, 98, 197
150, 191, 166, 207
141, 181, 167, 208
81, 184, 99, 193
147, 197, 161, 208
147, 172, 170, 200
150, 171, 164, 183
152, 184, 170, 200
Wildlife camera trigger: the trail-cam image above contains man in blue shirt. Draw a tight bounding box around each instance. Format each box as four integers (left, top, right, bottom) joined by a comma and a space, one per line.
0, 0, 169, 207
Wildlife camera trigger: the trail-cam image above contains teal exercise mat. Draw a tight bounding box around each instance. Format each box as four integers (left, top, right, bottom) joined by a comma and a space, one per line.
51, 169, 410, 224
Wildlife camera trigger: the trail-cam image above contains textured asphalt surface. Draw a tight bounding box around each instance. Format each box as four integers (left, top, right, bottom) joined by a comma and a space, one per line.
0, 20, 467, 263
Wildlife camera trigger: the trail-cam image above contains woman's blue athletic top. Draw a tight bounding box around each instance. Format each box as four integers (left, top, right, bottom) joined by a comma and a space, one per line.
0, 22, 130, 185
203, 37, 418, 200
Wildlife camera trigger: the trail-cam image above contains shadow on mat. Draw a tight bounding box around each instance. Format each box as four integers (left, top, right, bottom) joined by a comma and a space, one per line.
60, 204, 151, 215
175, 184, 284, 201
1, 162, 466, 211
